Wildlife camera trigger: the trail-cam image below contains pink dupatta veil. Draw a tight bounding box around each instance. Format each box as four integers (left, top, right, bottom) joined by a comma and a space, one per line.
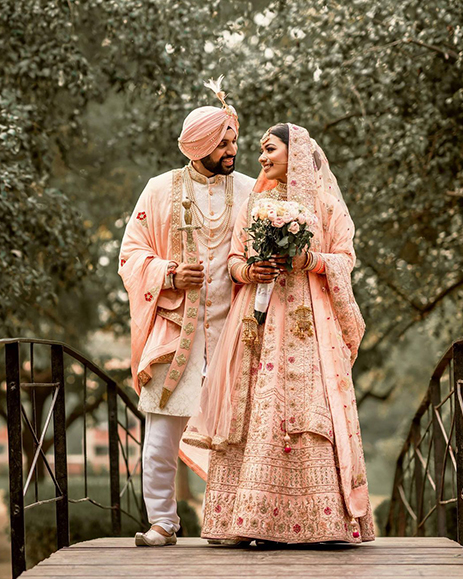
183, 124, 369, 518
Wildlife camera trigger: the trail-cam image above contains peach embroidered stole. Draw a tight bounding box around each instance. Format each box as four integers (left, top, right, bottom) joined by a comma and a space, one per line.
158, 169, 201, 409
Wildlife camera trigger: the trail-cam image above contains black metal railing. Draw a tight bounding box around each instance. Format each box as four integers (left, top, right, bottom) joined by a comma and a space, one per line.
1, 338, 147, 579
386, 339, 463, 542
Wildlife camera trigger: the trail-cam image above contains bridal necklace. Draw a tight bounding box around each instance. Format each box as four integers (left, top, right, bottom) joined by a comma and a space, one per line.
275, 181, 287, 199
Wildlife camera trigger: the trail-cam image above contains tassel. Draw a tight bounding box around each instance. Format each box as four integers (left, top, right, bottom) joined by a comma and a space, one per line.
351, 517, 360, 539
293, 305, 314, 339
284, 432, 292, 454
242, 315, 259, 346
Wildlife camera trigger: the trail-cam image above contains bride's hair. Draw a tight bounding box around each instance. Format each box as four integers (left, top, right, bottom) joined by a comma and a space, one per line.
269, 123, 289, 146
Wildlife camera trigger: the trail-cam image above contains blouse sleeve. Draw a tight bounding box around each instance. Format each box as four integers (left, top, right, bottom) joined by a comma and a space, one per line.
227, 198, 250, 284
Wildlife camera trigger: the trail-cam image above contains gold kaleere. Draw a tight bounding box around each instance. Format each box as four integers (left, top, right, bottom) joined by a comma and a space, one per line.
293, 305, 314, 339
242, 315, 259, 346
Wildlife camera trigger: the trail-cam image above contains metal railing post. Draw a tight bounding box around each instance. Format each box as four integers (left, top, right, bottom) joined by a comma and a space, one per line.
140, 417, 148, 527
6, 342, 26, 579
2, 337, 146, 566
454, 342, 463, 545
51, 344, 69, 549
430, 377, 447, 536
412, 421, 425, 536
107, 379, 121, 535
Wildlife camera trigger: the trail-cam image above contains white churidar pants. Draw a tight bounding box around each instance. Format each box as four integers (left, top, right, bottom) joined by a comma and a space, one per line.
142, 412, 189, 534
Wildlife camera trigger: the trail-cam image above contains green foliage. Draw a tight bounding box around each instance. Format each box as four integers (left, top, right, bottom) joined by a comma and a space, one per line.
1, 0, 462, 397
0, 0, 97, 340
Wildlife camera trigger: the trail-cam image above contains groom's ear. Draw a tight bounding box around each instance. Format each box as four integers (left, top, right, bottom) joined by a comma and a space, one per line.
314, 150, 322, 170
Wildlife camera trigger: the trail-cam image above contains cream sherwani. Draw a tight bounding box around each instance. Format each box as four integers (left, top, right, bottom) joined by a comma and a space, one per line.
120, 164, 253, 534
138, 166, 253, 416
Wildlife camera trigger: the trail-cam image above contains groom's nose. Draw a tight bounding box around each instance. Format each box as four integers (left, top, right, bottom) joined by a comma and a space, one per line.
226, 141, 238, 157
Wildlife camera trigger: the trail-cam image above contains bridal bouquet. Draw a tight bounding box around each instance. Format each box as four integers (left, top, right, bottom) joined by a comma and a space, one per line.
245, 198, 317, 324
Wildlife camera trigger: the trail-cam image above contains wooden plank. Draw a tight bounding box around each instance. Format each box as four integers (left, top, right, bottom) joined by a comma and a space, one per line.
32, 555, 463, 567
20, 567, 463, 578
19, 536, 463, 579
65, 536, 461, 549
47, 546, 463, 555
21, 565, 462, 579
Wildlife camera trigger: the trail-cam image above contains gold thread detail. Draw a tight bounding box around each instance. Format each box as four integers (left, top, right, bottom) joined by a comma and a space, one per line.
159, 387, 172, 409
180, 338, 191, 350
175, 354, 187, 366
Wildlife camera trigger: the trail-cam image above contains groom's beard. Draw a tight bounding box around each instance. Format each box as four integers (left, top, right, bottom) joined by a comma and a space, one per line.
200, 153, 236, 175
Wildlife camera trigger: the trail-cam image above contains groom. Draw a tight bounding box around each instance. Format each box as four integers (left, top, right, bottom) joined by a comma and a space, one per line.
118, 80, 254, 546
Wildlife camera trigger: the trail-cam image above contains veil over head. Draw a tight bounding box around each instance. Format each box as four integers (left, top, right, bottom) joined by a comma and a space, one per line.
254, 123, 349, 214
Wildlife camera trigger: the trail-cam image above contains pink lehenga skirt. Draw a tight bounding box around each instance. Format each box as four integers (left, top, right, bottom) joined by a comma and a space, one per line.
201, 332, 375, 544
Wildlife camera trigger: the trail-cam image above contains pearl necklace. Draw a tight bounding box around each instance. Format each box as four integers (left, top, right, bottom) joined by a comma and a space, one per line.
182, 167, 234, 250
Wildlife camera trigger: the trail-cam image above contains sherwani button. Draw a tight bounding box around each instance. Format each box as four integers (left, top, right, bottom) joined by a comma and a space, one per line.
208, 277, 212, 283
206, 300, 212, 307
205, 322, 210, 329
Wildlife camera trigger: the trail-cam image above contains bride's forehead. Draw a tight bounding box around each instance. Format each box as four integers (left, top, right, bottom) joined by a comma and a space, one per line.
262, 134, 285, 147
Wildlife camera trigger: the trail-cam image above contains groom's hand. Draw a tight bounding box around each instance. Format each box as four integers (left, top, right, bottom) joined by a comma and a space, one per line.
249, 261, 279, 284
174, 262, 205, 290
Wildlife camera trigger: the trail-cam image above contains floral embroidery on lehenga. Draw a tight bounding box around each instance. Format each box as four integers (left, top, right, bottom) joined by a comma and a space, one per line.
201, 267, 375, 544
202, 357, 375, 543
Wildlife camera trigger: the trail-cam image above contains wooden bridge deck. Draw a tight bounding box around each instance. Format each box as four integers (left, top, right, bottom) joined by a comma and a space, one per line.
20, 537, 463, 578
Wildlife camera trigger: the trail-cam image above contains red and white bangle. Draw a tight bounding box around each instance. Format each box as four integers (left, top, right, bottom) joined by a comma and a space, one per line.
304, 251, 325, 274
229, 259, 252, 284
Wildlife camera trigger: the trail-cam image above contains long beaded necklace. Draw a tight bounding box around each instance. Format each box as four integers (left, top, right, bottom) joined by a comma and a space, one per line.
182, 166, 234, 250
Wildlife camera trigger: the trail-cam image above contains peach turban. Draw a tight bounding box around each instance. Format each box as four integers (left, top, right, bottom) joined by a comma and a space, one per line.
178, 105, 239, 161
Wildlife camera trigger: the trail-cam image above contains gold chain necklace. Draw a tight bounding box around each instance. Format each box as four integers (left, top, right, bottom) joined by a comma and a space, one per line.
182, 168, 234, 250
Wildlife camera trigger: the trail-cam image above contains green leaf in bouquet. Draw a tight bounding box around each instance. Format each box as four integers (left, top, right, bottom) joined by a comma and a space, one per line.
254, 310, 267, 325
277, 236, 289, 247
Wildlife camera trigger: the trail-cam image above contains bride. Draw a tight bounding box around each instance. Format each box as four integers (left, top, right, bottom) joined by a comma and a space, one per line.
183, 123, 375, 544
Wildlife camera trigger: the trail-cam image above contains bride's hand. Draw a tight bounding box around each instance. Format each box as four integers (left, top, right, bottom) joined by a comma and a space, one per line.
292, 251, 308, 271
249, 261, 279, 284
269, 255, 287, 273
